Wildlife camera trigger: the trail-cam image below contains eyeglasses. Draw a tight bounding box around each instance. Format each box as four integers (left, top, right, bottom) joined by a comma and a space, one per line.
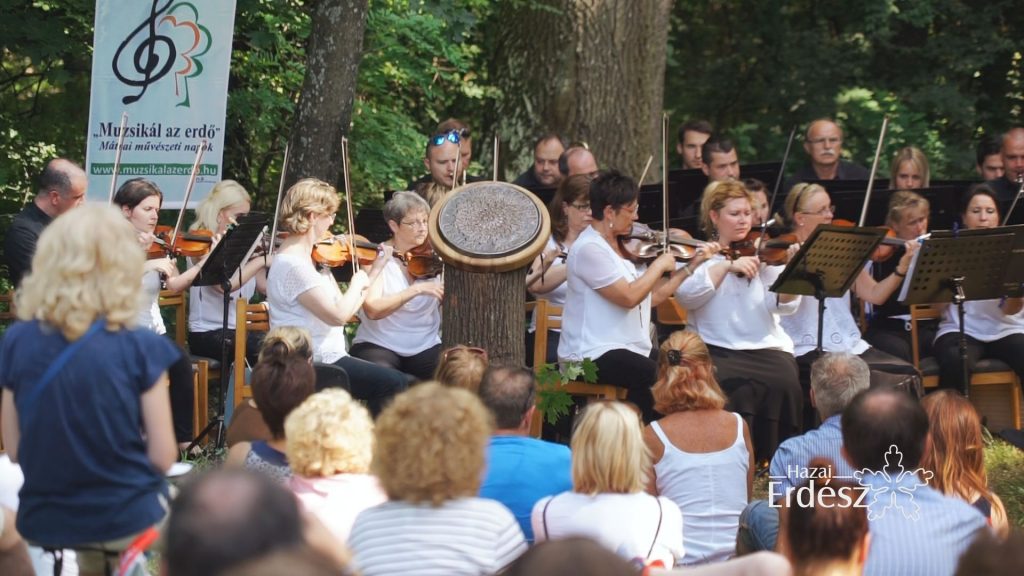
429, 128, 469, 148
800, 205, 836, 217
570, 202, 590, 212
442, 345, 488, 362
807, 137, 841, 147
400, 218, 429, 229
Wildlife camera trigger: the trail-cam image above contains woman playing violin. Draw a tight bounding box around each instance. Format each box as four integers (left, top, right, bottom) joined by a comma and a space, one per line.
114, 178, 206, 446
558, 171, 712, 423
266, 178, 410, 417
674, 180, 803, 463
933, 185, 1024, 392
864, 190, 933, 362
187, 180, 272, 365
527, 174, 593, 365
350, 191, 444, 381
776, 183, 923, 429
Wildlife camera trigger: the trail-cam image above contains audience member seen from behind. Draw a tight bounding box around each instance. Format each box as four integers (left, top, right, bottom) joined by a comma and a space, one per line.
527, 174, 595, 364
286, 389, 387, 542
164, 469, 350, 576
434, 345, 489, 393
225, 353, 316, 483
954, 530, 1024, 576
644, 331, 752, 565
348, 383, 527, 575
921, 390, 1008, 537
504, 537, 640, 576
889, 146, 930, 190
226, 326, 314, 447
0, 204, 178, 576
778, 471, 870, 576
533, 401, 684, 567
841, 388, 987, 576
478, 365, 572, 543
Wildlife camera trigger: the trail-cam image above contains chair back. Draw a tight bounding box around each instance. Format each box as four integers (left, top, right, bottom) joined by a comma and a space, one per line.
234, 300, 270, 408
158, 290, 187, 347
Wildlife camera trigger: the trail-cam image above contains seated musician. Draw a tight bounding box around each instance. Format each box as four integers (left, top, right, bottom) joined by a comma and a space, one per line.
114, 178, 207, 447
527, 174, 594, 365
350, 191, 443, 381
932, 184, 1024, 392
776, 183, 922, 429
864, 190, 933, 363
411, 118, 482, 205
674, 180, 802, 463
266, 178, 410, 417
558, 170, 712, 423
513, 132, 566, 189
187, 179, 271, 366
889, 146, 930, 190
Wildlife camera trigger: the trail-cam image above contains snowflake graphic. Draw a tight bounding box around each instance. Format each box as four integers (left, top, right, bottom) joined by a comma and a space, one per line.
853, 444, 933, 521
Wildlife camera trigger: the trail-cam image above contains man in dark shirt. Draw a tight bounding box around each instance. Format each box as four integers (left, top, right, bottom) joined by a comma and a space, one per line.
513, 133, 565, 189
787, 119, 870, 190
702, 135, 741, 182
4, 158, 86, 287
676, 119, 713, 170
986, 127, 1024, 219
406, 118, 483, 191
975, 136, 1004, 181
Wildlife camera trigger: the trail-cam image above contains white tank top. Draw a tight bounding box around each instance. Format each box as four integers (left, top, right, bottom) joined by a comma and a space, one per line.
650, 414, 749, 565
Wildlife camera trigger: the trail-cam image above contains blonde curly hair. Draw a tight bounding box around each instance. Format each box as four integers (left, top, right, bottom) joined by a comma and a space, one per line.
285, 388, 374, 478
17, 204, 143, 339
279, 178, 341, 235
372, 382, 494, 505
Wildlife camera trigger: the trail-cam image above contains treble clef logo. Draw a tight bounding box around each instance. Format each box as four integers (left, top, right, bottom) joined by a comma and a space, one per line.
113, 0, 176, 105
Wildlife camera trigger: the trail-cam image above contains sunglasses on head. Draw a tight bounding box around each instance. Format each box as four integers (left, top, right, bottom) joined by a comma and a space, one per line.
442, 345, 488, 362
429, 128, 469, 148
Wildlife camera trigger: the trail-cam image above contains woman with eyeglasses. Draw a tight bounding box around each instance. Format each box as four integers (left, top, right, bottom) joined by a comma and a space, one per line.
932, 185, 1024, 392
673, 180, 802, 464
266, 178, 411, 417
350, 192, 443, 381
527, 174, 594, 365
558, 171, 713, 423
777, 183, 922, 430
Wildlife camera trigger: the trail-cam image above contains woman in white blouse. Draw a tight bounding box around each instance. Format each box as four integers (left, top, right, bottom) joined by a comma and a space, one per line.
674, 180, 801, 463
558, 171, 712, 422
533, 401, 684, 567
350, 191, 443, 381
266, 178, 410, 416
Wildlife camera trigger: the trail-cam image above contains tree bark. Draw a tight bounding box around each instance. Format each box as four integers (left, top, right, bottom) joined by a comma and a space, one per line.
286, 0, 369, 191
442, 267, 528, 367
491, 0, 672, 179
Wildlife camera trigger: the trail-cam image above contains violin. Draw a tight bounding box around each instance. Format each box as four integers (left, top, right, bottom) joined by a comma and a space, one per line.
726, 230, 799, 266
155, 226, 215, 258
829, 219, 908, 263
313, 233, 381, 268
619, 223, 707, 262
396, 243, 443, 279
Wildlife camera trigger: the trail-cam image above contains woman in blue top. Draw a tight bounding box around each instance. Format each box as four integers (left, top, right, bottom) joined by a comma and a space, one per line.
1, 204, 178, 576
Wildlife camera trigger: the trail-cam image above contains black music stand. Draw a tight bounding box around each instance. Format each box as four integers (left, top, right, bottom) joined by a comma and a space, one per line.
188, 211, 269, 450
771, 225, 886, 353
898, 228, 1016, 397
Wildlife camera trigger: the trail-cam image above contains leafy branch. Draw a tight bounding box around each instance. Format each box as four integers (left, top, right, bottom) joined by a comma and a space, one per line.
535, 358, 598, 425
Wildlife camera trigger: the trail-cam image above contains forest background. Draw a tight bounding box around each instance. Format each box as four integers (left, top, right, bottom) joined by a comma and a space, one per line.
2, 0, 1022, 216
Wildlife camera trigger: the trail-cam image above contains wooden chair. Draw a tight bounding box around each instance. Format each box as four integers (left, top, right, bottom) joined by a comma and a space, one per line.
910, 304, 1022, 430
233, 300, 271, 409
158, 290, 215, 440
527, 299, 627, 437
0, 290, 15, 326
655, 295, 688, 327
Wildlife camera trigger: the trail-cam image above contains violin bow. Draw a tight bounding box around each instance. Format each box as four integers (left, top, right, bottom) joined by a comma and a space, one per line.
1001, 173, 1024, 226
341, 136, 359, 275
267, 142, 290, 258
756, 126, 797, 260
169, 141, 207, 248
451, 142, 462, 194
493, 132, 499, 181
858, 115, 889, 227
661, 113, 670, 255
107, 111, 129, 203
637, 155, 654, 188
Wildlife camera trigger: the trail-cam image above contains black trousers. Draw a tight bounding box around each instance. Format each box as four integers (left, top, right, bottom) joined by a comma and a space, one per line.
349, 342, 442, 382
593, 348, 658, 424
933, 332, 1024, 393
168, 342, 194, 443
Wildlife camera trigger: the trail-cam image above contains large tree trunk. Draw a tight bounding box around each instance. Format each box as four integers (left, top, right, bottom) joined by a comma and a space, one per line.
491, 0, 672, 178
442, 267, 528, 367
286, 0, 370, 191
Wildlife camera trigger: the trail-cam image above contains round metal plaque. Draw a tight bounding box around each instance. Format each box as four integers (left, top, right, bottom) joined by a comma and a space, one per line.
436, 182, 542, 257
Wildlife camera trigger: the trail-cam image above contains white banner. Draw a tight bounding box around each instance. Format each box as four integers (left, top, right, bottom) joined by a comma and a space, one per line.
85, 0, 237, 207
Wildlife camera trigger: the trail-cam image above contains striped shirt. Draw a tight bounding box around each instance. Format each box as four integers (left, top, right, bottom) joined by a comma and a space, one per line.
349, 498, 527, 576
769, 415, 853, 498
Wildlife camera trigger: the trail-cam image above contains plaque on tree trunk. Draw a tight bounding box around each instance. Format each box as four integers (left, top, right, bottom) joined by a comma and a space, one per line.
430, 181, 550, 273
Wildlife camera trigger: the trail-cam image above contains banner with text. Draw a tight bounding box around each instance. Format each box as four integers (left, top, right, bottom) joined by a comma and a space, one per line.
85, 0, 236, 207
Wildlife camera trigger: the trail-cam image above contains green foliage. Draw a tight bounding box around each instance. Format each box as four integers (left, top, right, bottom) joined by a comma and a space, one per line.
535, 358, 599, 426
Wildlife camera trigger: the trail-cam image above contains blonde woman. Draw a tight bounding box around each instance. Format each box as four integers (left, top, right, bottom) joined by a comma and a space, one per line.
266, 178, 410, 416
1, 205, 178, 576
349, 383, 526, 575
187, 179, 271, 363
644, 331, 753, 565
532, 402, 684, 567
286, 389, 387, 542
889, 146, 930, 190
434, 345, 489, 393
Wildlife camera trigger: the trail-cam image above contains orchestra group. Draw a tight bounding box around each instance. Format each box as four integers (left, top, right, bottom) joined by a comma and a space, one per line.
1, 117, 1023, 575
